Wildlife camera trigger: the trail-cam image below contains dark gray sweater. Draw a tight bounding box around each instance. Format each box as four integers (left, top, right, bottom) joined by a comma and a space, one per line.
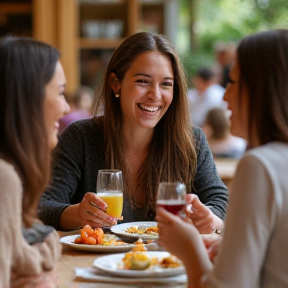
39, 118, 228, 230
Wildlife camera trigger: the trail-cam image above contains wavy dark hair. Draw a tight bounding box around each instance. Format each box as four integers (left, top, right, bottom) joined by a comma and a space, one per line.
237, 29, 288, 146
0, 36, 60, 226
93, 32, 197, 216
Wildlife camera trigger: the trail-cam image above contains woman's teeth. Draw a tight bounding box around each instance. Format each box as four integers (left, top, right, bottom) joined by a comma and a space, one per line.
138, 104, 160, 112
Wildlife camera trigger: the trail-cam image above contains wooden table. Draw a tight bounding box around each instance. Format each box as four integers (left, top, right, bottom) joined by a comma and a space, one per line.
214, 157, 239, 190
56, 232, 187, 288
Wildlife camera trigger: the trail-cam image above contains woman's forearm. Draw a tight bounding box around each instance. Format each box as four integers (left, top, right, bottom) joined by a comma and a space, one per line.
59, 204, 82, 230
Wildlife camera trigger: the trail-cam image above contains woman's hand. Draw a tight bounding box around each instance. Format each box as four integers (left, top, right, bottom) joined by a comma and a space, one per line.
201, 233, 222, 263
186, 194, 223, 234
77, 192, 117, 228
60, 192, 117, 230
156, 207, 199, 262
156, 207, 213, 288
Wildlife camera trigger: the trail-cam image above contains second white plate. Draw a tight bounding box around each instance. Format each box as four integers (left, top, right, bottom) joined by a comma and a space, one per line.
111, 221, 158, 239
93, 251, 185, 277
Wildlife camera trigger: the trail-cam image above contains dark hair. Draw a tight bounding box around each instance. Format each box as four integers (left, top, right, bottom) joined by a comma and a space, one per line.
237, 29, 288, 146
205, 108, 230, 140
0, 36, 60, 226
93, 32, 197, 216
196, 67, 215, 81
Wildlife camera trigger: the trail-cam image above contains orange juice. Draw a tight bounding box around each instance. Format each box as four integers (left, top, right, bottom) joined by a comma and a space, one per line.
97, 191, 123, 218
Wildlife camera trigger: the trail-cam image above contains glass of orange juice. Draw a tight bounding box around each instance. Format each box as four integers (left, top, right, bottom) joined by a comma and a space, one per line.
96, 169, 123, 218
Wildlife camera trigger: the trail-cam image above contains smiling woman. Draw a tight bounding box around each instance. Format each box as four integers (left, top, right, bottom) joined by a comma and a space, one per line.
0, 36, 69, 287
38, 32, 228, 234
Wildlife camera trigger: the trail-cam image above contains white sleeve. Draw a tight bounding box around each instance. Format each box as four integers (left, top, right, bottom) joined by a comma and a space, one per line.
205, 153, 275, 288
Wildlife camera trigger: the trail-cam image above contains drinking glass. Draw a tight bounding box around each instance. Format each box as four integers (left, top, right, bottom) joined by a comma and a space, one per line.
156, 182, 187, 216
96, 169, 123, 218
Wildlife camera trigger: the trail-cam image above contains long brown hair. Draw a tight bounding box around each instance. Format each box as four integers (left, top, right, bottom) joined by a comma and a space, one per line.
93, 32, 197, 215
237, 29, 288, 146
0, 36, 60, 226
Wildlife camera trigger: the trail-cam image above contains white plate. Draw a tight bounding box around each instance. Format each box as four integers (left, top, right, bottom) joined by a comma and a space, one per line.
111, 221, 158, 239
93, 251, 185, 277
60, 235, 155, 253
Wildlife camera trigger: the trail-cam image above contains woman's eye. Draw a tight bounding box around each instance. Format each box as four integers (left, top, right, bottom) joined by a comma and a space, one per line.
136, 79, 149, 85
162, 81, 173, 88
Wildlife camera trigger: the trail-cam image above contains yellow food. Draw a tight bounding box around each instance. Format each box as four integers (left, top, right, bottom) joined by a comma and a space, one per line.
122, 251, 152, 270
160, 255, 182, 268
125, 226, 158, 235
131, 244, 147, 252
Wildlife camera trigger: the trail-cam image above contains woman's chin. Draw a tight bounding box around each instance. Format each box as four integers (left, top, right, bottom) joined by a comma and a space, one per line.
48, 134, 58, 150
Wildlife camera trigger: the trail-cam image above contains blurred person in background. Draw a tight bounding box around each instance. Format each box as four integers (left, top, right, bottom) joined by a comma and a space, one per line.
157, 29, 288, 288
202, 108, 246, 158
0, 36, 69, 287
213, 41, 237, 88
58, 85, 94, 136
188, 67, 227, 127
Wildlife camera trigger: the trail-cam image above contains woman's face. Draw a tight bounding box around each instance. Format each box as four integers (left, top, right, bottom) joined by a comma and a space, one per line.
223, 59, 249, 140
116, 51, 174, 131
44, 61, 70, 149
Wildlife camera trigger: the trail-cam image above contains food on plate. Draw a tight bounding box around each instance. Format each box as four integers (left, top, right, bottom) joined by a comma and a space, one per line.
160, 255, 182, 268
121, 250, 182, 271
125, 225, 158, 236
131, 242, 147, 252
72, 225, 155, 247
122, 251, 156, 270
74, 225, 104, 245
73, 225, 126, 246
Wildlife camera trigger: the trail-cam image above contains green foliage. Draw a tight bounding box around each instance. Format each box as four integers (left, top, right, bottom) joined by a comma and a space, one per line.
179, 0, 288, 80
180, 50, 214, 88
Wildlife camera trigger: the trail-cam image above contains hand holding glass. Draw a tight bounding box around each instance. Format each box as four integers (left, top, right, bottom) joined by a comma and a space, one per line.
156, 182, 186, 215
96, 169, 123, 218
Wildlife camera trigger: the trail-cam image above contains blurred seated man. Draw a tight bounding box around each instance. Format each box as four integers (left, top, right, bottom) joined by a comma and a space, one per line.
188, 67, 227, 127
58, 86, 94, 136
202, 108, 246, 158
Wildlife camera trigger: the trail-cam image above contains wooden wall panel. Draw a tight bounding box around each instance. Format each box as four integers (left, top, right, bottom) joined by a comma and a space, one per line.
32, 0, 57, 47
56, 0, 78, 94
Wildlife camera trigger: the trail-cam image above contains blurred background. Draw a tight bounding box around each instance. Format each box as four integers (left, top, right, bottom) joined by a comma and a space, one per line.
1, 0, 287, 158
1, 0, 287, 94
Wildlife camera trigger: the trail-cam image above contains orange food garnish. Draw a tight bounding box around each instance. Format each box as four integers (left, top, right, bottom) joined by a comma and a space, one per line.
75, 225, 105, 245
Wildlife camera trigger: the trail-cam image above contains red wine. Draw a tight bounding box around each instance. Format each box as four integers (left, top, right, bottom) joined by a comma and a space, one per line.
157, 200, 186, 215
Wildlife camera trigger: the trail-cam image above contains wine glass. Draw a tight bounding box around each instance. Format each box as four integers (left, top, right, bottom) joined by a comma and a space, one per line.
156, 182, 187, 216
96, 169, 123, 218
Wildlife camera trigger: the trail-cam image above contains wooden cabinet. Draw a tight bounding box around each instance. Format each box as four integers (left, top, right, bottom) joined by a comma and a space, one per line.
0, 0, 33, 38
0, 0, 178, 94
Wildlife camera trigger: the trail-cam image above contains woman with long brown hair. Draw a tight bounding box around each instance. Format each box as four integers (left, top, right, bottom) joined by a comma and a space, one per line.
39, 32, 228, 234
0, 36, 69, 286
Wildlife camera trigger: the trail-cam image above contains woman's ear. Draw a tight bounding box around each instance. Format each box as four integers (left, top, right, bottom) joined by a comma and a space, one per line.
110, 73, 121, 94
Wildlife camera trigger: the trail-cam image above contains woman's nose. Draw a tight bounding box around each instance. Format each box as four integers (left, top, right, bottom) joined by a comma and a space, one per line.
148, 84, 161, 99
62, 96, 70, 115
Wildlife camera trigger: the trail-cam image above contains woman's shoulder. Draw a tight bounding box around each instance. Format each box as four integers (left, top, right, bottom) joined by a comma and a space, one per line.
63, 116, 103, 134
58, 117, 104, 144
0, 159, 19, 180
192, 124, 209, 152
244, 142, 288, 169
192, 124, 203, 138
0, 159, 22, 192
